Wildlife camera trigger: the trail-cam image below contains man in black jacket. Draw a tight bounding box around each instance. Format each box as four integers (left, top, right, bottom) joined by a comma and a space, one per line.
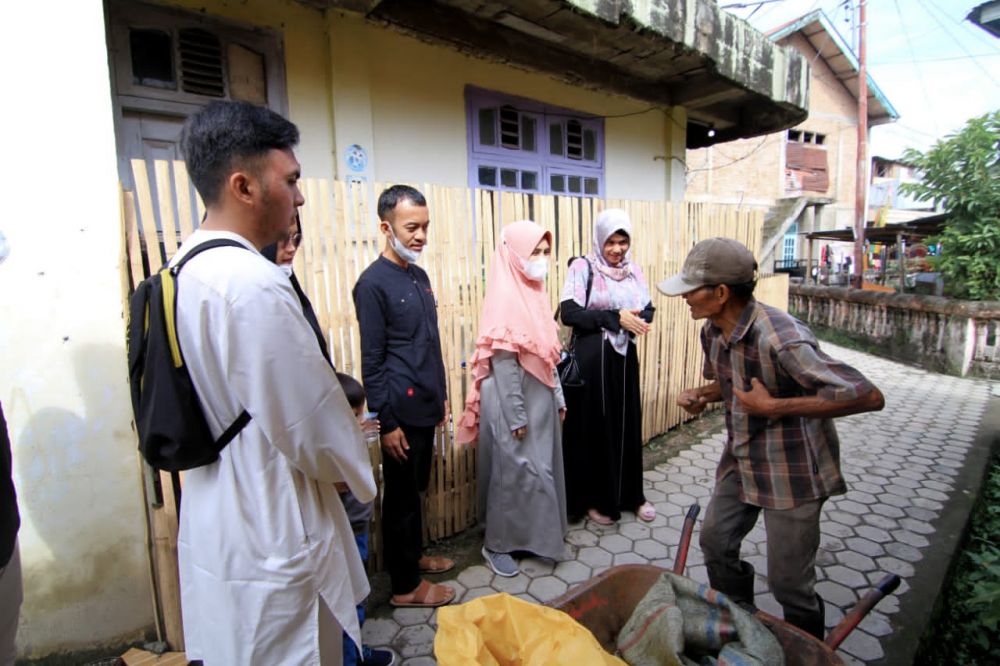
353, 185, 454, 609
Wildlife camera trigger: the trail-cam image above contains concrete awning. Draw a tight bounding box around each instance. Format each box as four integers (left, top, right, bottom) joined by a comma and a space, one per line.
308, 0, 810, 148
768, 10, 899, 127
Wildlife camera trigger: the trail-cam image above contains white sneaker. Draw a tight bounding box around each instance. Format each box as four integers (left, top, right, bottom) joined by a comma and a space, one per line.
482, 546, 519, 577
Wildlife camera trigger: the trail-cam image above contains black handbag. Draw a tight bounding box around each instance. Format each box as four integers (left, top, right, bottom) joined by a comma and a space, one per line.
556, 258, 593, 389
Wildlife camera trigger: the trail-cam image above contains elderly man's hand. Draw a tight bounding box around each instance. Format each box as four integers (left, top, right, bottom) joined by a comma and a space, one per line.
733, 378, 777, 417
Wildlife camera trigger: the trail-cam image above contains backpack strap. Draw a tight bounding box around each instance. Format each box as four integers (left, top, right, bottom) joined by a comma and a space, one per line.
169, 238, 253, 445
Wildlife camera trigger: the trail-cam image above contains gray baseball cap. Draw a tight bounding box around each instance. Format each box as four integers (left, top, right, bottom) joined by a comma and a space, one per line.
657, 237, 757, 295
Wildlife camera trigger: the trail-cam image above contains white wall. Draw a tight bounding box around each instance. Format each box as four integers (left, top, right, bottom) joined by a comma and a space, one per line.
0, 0, 153, 657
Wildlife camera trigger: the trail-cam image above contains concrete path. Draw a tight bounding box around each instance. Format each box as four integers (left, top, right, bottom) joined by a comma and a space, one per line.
362, 344, 998, 665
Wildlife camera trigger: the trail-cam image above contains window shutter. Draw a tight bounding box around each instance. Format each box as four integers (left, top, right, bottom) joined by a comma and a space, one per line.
785, 143, 829, 192
178, 28, 225, 98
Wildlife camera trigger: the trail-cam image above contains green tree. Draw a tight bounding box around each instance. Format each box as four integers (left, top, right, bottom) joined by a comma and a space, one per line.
900, 110, 1000, 301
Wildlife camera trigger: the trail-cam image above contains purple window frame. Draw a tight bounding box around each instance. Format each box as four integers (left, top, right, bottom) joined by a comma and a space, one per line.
465, 85, 604, 197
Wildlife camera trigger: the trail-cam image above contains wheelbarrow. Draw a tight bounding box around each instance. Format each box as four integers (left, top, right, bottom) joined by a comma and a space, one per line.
550, 505, 900, 665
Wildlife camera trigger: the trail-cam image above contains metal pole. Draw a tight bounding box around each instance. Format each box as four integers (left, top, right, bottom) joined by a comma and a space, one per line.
853, 0, 868, 289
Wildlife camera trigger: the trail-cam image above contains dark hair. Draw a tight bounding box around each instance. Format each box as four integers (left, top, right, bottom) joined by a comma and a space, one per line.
181, 101, 299, 206
377, 184, 426, 222
727, 280, 758, 302
336, 372, 366, 410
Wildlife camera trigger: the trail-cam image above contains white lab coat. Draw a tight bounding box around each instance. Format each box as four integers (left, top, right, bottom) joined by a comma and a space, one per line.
171, 230, 377, 665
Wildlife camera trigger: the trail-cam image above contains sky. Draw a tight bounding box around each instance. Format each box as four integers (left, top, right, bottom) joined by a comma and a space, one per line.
723, 0, 1000, 159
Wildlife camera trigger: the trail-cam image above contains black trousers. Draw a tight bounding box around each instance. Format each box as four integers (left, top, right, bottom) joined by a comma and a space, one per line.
381, 424, 436, 595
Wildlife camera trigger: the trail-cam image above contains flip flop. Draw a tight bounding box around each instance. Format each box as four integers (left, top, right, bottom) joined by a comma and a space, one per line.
587, 508, 615, 526
390, 580, 456, 608
419, 555, 455, 574
637, 502, 656, 522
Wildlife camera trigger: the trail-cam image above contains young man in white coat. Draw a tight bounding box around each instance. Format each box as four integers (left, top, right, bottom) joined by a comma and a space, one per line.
173, 101, 377, 664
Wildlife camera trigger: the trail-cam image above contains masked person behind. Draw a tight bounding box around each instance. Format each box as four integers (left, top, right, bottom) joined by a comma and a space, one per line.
457, 221, 568, 577
559, 209, 656, 526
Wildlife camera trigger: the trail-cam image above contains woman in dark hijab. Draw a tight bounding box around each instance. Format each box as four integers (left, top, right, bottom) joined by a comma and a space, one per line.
262, 215, 330, 364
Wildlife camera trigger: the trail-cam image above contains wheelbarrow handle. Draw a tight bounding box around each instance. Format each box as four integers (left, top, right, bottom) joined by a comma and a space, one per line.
825, 573, 901, 650
672, 503, 701, 575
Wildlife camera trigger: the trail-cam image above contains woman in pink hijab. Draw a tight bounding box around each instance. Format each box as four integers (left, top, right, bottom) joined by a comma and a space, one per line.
457, 221, 567, 577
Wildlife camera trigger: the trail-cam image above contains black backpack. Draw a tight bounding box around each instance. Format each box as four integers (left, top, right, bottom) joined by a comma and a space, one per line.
127, 239, 252, 471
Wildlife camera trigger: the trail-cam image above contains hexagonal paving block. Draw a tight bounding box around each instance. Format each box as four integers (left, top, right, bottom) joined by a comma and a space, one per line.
654, 480, 683, 495
614, 552, 648, 566
618, 522, 651, 540
394, 607, 436, 627
921, 479, 952, 493
884, 541, 923, 563
553, 559, 593, 585
872, 556, 916, 583
861, 513, 898, 531
686, 563, 709, 585
634, 538, 668, 560
645, 488, 667, 503
577, 546, 613, 569
915, 487, 949, 502
881, 493, 911, 509
870, 504, 905, 519
651, 525, 683, 546
893, 529, 930, 548
845, 537, 886, 558
492, 573, 530, 594
598, 534, 632, 555
824, 564, 870, 590
816, 580, 858, 607
858, 611, 893, 637
643, 469, 666, 482
362, 617, 401, 645
519, 557, 555, 578
855, 525, 893, 544
821, 521, 856, 539
828, 510, 862, 527
846, 490, 878, 506
839, 628, 885, 662
904, 505, 937, 521
898, 517, 935, 535
458, 565, 493, 589
565, 528, 599, 548
394, 624, 437, 659
754, 593, 782, 617
835, 550, 876, 573
462, 586, 496, 602
527, 575, 568, 601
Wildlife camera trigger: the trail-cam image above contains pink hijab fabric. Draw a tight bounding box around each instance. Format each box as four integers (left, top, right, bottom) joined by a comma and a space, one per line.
456, 221, 563, 444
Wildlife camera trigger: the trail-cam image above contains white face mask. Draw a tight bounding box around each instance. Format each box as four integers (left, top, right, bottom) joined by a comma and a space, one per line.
389, 228, 422, 264
523, 257, 549, 281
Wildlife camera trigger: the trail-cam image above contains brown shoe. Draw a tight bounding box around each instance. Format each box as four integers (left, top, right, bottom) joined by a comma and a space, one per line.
390, 579, 456, 608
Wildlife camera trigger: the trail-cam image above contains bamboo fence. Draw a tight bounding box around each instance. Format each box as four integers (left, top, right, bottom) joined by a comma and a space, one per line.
122, 159, 787, 646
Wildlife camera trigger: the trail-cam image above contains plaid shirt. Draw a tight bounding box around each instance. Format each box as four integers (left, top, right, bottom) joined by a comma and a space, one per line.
701, 299, 875, 509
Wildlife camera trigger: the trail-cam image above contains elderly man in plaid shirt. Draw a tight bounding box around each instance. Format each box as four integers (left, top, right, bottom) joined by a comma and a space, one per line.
658, 238, 885, 639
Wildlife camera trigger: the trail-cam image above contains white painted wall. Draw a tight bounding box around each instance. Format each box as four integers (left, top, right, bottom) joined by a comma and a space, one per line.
0, 1, 153, 657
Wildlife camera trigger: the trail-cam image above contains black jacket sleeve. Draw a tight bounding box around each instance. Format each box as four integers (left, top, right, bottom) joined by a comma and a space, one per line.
638, 301, 656, 324
352, 278, 399, 433
559, 298, 621, 333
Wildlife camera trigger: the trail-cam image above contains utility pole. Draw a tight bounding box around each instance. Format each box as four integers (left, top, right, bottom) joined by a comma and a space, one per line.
853, 0, 868, 289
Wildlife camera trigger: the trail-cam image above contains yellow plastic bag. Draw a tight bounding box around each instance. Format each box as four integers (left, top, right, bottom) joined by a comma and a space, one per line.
434, 592, 626, 665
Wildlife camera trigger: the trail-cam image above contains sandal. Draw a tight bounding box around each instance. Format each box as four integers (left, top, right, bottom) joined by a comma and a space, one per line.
390, 580, 456, 608
418, 555, 455, 574
637, 502, 656, 522
587, 508, 614, 526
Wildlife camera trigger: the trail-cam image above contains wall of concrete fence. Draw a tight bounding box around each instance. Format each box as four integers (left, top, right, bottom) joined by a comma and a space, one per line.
789, 283, 1000, 379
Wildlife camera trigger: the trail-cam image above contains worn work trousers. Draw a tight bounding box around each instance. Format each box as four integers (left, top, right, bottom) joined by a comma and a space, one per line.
381, 424, 435, 595
700, 471, 825, 637
0, 538, 21, 666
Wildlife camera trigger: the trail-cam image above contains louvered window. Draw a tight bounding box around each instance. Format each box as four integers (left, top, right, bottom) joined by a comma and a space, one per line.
178, 29, 225, 98
114, 1, 281, 110
467, 86, 603, 197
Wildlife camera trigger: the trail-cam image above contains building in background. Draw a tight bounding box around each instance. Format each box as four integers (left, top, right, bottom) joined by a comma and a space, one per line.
686, 9, 899, 276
